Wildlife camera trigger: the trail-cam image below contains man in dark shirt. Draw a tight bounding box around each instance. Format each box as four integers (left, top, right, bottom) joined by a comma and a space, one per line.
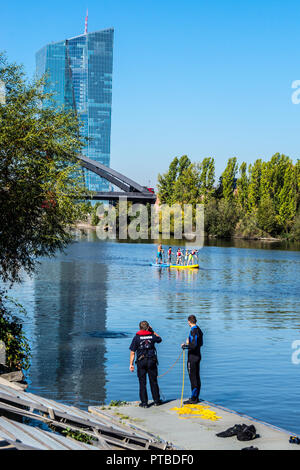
181, 315, 203, 404
129, 321, 163, 408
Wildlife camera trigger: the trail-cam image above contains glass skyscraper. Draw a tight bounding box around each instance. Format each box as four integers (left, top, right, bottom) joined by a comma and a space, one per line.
36, 28, 114, 191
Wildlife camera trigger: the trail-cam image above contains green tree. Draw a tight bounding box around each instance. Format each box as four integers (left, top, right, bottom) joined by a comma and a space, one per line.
0, 52, 89, 283
204, 198, 218, 235
295, 159, 300, 210
221, 157, 238, 200
257, 195, 278, 235
157, 156, 179, 205
288, 209, 300, 241
267, 153, 290, 212
90, 202, 103, 226
157, 155, 191, 205
247, 159, 262, 211
235, 209, 265, 239
236, 162, 248, 211
177, 155, 191, 176
173, 163, 201, 205
277, 162, 297, 231
205, 199, 239, 238
260, 161, 272, 201
158, 152, 299, 241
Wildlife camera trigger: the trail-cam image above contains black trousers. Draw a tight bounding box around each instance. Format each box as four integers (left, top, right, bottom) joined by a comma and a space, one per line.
137, 357, 160, 404
187, 354, 201, 400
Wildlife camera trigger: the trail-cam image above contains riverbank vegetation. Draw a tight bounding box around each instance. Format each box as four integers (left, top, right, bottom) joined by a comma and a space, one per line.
0, 52, 89, 372
0, 291, 30, 372
157, 154, 300, 241
0, 52, 89, 284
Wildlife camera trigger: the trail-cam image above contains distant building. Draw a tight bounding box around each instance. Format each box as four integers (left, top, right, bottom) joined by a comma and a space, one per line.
36, 27, 114, 191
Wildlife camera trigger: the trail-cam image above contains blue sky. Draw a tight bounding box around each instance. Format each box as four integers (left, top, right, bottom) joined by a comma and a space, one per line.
1, 0, 300, 187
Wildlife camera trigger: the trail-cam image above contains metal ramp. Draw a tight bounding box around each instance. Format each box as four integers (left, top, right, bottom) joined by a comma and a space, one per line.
0, 416, 97, 450
0, 380, 174, 450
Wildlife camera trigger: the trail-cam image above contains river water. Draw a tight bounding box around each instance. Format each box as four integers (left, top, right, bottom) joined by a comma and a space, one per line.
5, 234, 300, 435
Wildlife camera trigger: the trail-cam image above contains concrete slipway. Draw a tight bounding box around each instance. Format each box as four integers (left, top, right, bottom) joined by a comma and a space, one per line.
89, 399, 300, 451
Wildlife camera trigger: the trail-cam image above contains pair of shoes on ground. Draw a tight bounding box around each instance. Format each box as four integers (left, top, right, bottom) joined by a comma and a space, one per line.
183, 398, 200, 405
216, 424, 260, 441
139, 399, 163, 408
289, 435, 300, 444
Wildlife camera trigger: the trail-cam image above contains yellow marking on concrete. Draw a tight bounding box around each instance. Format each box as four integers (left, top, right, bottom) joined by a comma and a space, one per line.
171, 404, 222, 421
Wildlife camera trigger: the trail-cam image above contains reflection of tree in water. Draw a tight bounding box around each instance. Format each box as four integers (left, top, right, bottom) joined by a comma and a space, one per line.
205, 238, 300, 252
32, 249, 108, 408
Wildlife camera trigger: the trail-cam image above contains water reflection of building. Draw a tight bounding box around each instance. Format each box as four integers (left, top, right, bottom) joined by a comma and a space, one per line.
32, 244, 108, 407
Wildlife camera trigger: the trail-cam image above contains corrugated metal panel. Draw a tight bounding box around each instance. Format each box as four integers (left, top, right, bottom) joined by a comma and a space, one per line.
0, 417, 52, 450
0, 417, 98, 451
0, 383, 101, 424
25, 393, 92, 420
0, 383, 35, 406
0, 380, 170, 450
0, 384, 128, 433
0, 437, 39, 450
0, 383, 26, 397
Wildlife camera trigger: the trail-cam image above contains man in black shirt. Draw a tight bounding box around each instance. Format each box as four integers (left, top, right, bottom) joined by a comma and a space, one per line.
129, 321, 163, 408
181, 315, 203, 404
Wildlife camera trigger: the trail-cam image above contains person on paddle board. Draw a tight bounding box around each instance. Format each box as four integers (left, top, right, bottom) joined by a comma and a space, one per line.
156, 244, 164, 264
187, 251, 194, 265
187, 249, 198, 265
176, 248, 183, 265
167, 247, 172, 264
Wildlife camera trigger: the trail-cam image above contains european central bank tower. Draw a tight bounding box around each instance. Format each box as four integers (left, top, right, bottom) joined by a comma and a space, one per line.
36, 28, 114, 192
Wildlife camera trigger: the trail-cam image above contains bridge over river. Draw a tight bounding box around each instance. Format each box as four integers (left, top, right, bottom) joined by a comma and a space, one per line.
79, 155, 157, 204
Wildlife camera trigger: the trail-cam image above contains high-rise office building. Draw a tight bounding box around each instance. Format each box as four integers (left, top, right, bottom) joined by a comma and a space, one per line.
36, 27, 114, 191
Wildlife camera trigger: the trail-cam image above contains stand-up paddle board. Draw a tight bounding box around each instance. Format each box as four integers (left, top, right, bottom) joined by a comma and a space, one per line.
170, 264, 199, 269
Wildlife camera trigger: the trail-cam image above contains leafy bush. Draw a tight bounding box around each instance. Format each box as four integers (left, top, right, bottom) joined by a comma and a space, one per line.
287, 211, 300, 241
0, 290, 30, 371
257, 196, 279, 236
235, 209, 267, 239
205, 199, 240, 238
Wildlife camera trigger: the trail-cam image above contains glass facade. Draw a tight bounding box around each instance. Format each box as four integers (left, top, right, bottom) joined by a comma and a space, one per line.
36, 29, 114, 191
